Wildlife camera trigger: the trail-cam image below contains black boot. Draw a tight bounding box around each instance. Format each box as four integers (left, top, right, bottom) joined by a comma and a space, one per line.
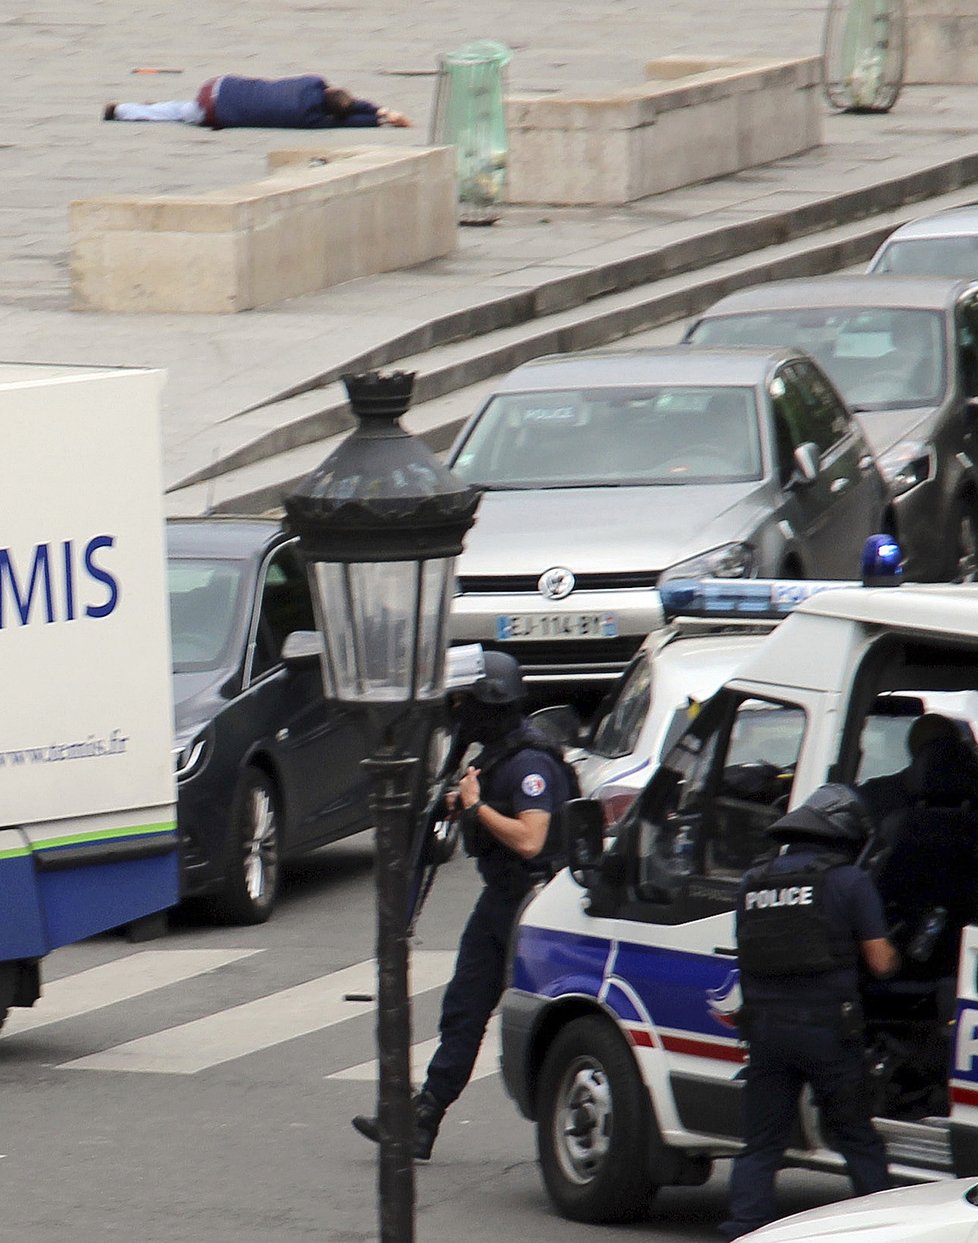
351, 1089, 444, 1161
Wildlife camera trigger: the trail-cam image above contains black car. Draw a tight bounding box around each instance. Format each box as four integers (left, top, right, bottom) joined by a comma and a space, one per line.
168, 517, 377, 924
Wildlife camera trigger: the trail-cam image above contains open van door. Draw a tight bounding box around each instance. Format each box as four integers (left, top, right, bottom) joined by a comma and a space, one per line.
950, 925, 978, 1174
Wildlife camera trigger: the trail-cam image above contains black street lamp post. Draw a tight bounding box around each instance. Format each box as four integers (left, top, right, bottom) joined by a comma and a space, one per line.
282, 370, 481, 1243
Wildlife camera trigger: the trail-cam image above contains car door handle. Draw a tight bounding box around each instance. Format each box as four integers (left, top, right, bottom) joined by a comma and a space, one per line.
714, 946, 738, 957
830, 477, 850, 494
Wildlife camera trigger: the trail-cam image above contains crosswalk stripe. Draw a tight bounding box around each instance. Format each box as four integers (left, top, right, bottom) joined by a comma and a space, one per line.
58, 951, 457, 1075
326, 1014, 501, 1083
1, 949, 262, 1038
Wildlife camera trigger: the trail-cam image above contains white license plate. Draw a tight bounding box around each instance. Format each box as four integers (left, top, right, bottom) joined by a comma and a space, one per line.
495, 613, 619, 641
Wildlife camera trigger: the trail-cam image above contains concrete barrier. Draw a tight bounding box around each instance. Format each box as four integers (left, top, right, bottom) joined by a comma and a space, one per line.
504, 56, 823, 206
905, 1, 978, 84
70, 145, 457, 313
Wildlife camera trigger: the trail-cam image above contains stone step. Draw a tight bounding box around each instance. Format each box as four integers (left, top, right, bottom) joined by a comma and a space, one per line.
164, 166, 978, 513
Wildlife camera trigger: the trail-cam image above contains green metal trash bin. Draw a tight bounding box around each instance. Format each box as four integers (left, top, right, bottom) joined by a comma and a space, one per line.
430, 39, 512, 224
823, 0, 906, 113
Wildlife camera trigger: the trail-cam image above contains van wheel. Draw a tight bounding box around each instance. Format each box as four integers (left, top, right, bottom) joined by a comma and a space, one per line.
536, 1016, 653, 1222
215, 768, 280, 925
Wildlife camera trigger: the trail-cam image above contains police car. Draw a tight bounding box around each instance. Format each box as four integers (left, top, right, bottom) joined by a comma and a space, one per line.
740, 1176, 978, 1241
500, 539, 978, 1224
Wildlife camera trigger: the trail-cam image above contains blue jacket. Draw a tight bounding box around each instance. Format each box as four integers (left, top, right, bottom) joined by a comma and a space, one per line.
212, 75, 380, 129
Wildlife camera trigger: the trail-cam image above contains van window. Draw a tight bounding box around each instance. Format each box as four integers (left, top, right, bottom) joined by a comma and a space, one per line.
591, 656, 652, 758
630, 690, 807, 911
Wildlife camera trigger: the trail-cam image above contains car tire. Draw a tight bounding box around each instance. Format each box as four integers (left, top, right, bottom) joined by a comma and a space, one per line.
215, 767, 281, 925
950, 497, 978, 582
536, 1015, 654, 1223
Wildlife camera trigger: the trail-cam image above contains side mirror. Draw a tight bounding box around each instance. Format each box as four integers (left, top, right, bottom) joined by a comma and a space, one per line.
562, 798, 605, 887
790, 441, 819, 486
529, 703, 585, 748
281, 629, 323, 670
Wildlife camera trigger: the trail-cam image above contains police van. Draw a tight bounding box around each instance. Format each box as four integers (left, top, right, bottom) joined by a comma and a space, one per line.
0, 363, 179, 1028
500, 540, 978, 1223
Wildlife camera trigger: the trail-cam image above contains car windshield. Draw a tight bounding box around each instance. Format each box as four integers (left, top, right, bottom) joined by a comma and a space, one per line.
168, 557, 247, 673
690, 307, 947, 410
873, 235, 978, 278
450, 385, 763, 487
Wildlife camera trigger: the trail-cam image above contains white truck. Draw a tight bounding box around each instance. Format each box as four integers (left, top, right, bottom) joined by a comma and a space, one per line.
0, 363, 179, 1025
501, 570, 978, 1222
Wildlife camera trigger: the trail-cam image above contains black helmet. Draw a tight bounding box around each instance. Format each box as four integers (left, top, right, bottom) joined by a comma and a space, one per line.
469, 651, 525, 705
768, 783, 874, 847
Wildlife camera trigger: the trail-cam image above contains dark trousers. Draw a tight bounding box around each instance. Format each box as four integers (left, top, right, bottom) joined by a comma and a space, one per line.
721, 1012, 889, 1240
423, 884, 524, 1110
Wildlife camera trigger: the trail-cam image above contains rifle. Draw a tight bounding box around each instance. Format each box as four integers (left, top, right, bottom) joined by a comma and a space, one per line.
405, 728, 467, 935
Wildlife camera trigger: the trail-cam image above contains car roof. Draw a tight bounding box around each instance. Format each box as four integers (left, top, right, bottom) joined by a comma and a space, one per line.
882, 204, 978, 241
491, 346, 799, 391
166, 515, 286, 560
697, 273, 976, 315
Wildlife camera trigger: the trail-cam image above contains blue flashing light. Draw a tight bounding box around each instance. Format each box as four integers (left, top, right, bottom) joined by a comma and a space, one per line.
660, 577, 858, 623
861, 534, 903, 588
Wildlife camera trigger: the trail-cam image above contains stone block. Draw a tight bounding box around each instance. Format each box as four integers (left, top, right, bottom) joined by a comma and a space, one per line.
504, 56, 823, 206
905, 0, 978, 84
70, 145, 457, 313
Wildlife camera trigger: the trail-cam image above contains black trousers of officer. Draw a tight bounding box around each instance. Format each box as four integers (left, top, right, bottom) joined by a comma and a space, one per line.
722, 1010, 889, 1240
423, 883, 525, 1109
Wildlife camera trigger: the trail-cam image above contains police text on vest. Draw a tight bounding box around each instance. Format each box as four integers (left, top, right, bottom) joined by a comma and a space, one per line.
744, 885, 814, 910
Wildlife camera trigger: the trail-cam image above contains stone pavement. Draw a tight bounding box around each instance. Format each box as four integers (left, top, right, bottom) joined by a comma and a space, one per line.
4, 0, 978, 514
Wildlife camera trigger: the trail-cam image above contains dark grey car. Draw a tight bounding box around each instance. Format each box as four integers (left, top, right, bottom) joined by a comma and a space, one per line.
447, 346, 886, 685
685, 275, 978, 581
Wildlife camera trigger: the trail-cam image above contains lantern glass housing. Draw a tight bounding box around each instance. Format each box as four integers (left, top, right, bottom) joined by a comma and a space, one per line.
309, 557, 453, 703
282, 370, 481, 708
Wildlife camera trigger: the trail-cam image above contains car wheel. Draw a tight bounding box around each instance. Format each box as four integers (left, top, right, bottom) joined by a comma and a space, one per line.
950, 498, 978, 582
536, 1015, 654, 1223
216, 767, 281, 925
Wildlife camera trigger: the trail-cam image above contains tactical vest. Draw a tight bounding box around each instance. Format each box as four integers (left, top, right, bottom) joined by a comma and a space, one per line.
736, 854, 858, 977
464, 729, 579, 884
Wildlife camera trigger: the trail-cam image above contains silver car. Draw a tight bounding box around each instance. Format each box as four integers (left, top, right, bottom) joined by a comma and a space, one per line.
446, 348, 886, 685
685, 275, 978, 582
868, 205, 978, 278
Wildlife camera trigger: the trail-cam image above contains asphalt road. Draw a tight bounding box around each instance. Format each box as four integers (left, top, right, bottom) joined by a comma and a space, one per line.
0, 835, 867, 1243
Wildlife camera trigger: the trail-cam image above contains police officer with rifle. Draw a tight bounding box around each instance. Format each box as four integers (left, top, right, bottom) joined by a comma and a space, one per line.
720, 784, 899, 1240
352, 650, 576, 1160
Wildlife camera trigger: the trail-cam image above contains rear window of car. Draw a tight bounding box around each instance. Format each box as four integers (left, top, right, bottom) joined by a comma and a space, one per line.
872, 235, 978, 277
691, 308, 947, 410
450, 385, 762, 487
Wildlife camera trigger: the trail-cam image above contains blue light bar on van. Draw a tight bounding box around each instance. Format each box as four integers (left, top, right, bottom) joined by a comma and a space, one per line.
660, 578, 858, 623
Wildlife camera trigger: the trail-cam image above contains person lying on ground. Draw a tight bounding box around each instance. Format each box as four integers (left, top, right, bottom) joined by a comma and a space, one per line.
103, 74, 411, 129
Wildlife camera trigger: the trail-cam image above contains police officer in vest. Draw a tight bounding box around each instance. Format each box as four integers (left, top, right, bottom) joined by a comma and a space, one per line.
720, 784, 899, 1241
351, 650, 574, 1160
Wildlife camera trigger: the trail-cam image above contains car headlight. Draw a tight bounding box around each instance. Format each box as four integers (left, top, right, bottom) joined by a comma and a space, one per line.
659, 542, 755, 584
172, 724, 210, 780
877, 440, 934, 498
